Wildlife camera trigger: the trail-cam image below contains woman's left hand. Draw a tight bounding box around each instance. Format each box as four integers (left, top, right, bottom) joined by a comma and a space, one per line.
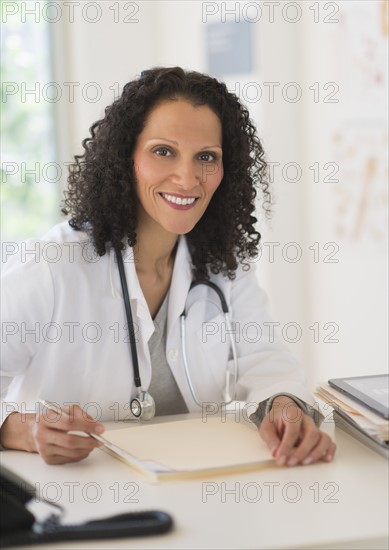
259, 395, 336, 466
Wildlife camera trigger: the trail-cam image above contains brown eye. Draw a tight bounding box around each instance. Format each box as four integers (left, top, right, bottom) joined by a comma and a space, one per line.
154, 147, 172, 157
199, 152, 217, 162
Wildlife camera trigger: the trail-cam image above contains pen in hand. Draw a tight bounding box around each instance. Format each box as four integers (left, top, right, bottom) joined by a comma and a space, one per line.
38, 400, 142, 465
35, 400, 106, 465
39, 400, 106, 442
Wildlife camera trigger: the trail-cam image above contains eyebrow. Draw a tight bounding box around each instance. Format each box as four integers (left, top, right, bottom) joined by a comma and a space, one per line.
147, 138, 222, 149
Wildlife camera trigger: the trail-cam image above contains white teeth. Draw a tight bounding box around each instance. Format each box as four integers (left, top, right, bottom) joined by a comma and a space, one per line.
161, 193, 196, 206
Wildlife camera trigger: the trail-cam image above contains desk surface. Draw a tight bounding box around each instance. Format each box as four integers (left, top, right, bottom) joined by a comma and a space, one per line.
1, 414, 388, 550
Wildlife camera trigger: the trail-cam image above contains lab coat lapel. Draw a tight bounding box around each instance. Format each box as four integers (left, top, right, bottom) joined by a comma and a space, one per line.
167, 236, 193, 340
109, 239, 192, 342
109, 246, 155, 344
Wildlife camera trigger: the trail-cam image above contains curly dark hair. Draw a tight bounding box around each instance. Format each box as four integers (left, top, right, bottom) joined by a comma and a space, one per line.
61, 66, 270, 281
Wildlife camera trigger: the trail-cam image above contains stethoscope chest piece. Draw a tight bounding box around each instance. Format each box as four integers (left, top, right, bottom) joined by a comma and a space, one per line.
130, 391, 156, 420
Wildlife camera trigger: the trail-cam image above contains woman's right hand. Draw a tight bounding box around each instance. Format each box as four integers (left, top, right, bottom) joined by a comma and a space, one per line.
0, 405, 105, 464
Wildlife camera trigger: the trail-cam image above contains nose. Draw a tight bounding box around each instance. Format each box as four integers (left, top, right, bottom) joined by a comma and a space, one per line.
171, 158, 201, 191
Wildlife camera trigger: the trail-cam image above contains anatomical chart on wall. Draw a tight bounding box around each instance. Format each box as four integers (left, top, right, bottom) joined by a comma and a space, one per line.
332, 0, 388, 248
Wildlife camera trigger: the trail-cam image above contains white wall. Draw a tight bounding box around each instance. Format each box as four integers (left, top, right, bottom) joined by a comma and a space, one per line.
52, 1, 388, 391
300, 0, 388, 386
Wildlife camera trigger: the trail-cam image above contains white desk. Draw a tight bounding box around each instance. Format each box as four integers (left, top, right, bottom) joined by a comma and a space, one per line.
1, 414, 388, 550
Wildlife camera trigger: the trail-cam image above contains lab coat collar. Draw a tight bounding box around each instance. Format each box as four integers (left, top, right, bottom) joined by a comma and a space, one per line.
167, 236, 193, 339
109, 244, 149, 322
108, 235, 193, 331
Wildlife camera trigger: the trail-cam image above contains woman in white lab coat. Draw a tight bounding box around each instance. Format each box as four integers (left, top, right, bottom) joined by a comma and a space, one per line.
1, 67, 336, 466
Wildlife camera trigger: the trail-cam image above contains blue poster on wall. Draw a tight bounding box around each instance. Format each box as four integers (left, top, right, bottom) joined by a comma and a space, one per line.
205, 20, 254, 75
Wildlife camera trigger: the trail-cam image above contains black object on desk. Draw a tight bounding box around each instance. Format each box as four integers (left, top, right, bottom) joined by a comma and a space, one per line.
0, 465, 173, 547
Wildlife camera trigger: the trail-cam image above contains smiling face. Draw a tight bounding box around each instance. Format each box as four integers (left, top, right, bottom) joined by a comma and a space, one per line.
131, 98, 223, 237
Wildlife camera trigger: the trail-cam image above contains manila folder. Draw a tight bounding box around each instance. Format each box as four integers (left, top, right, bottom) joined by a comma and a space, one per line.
102, 416, 274, 481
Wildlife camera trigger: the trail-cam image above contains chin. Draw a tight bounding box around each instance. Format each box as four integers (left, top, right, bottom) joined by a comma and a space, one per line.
166, 223, 197, 236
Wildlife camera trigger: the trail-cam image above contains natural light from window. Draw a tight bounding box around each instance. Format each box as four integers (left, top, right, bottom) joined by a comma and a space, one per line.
1, 3, 60, 249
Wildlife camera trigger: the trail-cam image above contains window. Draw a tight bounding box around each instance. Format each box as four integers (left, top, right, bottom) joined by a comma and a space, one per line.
1, 2, 60, 248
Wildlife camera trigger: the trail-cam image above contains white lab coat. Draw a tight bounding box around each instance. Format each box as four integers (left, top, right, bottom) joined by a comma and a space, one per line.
1, 221, 313, 424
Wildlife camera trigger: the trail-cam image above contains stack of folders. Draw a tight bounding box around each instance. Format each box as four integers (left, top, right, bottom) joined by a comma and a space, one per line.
315, 383, 389, 459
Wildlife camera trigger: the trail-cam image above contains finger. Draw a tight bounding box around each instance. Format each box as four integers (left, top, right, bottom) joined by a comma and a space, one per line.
301, 435, 335, 465
58, 404, 105, 435
44, 442, 96, 459
65, 404, 102, 428
274, 419, 302, 465
285, 416, 321, 466
39, 405, 105, 436
42, 448, 93, 465
322, 442, 337, 462
259, 417, 282, 456
39, 435, 103, 463
47, 431, 103, 450
34, 427, 103, 456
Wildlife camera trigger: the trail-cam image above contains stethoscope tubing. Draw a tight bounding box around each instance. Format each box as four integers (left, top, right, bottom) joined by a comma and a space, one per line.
115, 248, 239, 412
115, 249, 142, 389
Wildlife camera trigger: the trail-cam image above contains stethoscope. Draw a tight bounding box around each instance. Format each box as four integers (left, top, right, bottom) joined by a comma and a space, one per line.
115, 249, 239, 420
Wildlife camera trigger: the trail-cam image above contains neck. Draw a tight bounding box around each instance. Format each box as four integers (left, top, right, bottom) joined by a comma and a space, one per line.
133, 221, 178, 278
